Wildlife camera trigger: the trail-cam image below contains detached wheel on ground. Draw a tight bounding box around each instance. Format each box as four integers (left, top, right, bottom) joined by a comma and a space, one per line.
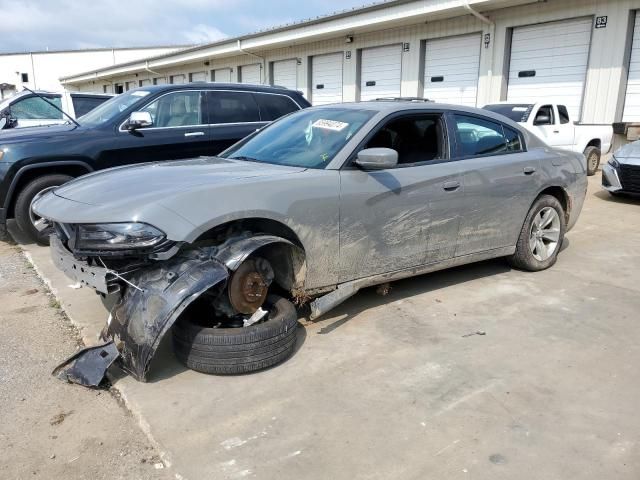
172, 295, 299, 375
508, 194, 566, 272
14, 174, 72, 245
584, 146, 601, 176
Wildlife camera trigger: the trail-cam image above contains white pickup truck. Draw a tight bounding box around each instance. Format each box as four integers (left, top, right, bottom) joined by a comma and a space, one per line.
483, 102, 613, 176
0, 90, 112, 132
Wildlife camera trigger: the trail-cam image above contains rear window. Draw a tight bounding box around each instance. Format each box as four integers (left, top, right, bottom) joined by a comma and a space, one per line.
483, 104, 533, 122
254, 93, 299, 121
558, 105, 571, 124
72, 95, 109, 117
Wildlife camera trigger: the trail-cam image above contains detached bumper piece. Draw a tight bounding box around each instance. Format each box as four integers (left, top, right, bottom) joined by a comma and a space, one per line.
52, 341, 119, 387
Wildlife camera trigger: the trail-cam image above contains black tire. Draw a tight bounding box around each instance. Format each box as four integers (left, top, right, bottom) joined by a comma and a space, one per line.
508, 195, 566, 272
584, 146, 600, 176
14, 174, 73, 245
172, 295, 299, 375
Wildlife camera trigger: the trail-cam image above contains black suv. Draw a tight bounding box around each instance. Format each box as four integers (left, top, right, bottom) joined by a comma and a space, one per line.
0, 83, 310, 243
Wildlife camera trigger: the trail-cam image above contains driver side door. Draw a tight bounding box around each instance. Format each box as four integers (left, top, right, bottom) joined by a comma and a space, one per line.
338, 112, 463, 281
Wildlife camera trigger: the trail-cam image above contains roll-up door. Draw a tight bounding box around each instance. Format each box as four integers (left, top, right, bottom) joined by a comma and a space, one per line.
240, 64, 262, 84
311, 52, 343, 105
360, 44, 402, 101
272, 59, 298, 90
212, 68, 232, 83
623, 12, 640, 121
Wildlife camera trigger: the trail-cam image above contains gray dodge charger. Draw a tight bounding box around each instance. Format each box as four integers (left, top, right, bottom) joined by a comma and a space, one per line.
34, 100, 588, 385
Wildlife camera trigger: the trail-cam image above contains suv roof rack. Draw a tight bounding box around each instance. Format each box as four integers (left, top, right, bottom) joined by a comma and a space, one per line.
373, 97, 433, 102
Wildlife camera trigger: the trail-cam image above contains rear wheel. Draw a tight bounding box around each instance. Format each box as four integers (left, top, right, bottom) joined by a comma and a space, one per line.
508, 195, 566, 272
584, 146, 600, 176
14, 174, 72, 245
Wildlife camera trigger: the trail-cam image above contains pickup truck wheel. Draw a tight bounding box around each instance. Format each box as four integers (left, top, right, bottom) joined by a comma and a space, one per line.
172, 295, 299, 375
584, 146, 600, 176
508, 195, 566, 272
14, 174, 72, 245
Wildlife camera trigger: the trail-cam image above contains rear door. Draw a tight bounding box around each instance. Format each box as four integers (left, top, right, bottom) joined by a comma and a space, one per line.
452, 113, 542, 256
207, 90, 265, 154
70, 94, 110, 118
101, 89, 211, 167
338, 111, 463, 280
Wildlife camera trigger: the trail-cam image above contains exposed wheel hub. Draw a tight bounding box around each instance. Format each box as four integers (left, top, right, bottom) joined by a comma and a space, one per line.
228, 258, 273, 314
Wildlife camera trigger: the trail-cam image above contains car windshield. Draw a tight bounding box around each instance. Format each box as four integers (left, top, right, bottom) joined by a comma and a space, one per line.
220, 108, 376, 168
79, 90, 151, 126
483, 104, 534, 122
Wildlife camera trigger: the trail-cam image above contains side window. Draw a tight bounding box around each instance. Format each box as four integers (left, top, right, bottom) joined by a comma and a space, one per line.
141, 91, 203, 128
207, 91, 260, 124
71, 96, 109, 117
364, 114, 445, 166
453, 114, 507, 157
557, 105, 570, 124
503, 126, 523, 152
10, 96, 63, 120
533, 105, 554, 126
254, 94, 299, 121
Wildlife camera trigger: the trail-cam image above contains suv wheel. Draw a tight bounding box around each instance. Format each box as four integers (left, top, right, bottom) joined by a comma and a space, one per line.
508, 195, 566, 271
172, 295, 299, 375
584, 146, 600, 176
14, 174, 72, 245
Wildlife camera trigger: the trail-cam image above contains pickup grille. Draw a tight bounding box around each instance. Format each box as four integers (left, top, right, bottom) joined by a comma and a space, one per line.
619, 164, 640, 193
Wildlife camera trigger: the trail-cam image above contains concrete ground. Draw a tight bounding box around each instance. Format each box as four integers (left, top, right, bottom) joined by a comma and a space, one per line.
0, 242, 172, 480
10, 173, 640, 480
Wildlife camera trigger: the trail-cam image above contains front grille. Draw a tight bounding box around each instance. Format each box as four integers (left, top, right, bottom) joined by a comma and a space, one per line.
619, 164, 640, 193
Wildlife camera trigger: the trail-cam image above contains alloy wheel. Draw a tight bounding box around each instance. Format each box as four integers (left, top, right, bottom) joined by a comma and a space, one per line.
529, 206, 561, 261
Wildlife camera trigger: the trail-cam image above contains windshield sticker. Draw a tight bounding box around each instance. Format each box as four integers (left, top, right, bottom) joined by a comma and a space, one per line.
312, 119, 349, 132
512, 107, 528, 112
131, 91, 150, 97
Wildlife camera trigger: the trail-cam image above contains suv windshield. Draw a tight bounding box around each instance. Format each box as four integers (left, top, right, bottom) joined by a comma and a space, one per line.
79, 90, 151, 126
483, 104, 534, 123
220, 108, 375, 168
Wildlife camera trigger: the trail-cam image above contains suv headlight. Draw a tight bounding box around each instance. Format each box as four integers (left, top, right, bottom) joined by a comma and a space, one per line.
608, 157, 620, 169
75, 223, 166, 251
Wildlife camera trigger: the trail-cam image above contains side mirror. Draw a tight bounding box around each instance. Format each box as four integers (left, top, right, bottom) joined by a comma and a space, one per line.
126, 111, 153, 130
355, 148, 398, 170
0, 117, 6, 130
534, 114, 551, 126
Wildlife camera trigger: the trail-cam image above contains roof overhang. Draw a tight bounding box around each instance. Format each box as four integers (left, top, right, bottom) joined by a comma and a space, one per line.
61, 0, 541, 84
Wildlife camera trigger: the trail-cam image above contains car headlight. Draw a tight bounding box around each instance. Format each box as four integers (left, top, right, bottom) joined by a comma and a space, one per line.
608, 157, 620, 169
75, 223, 166, 250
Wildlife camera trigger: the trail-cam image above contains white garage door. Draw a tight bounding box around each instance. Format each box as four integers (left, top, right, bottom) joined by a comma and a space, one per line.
139, 79, 151, 87
623, 13, 640, 121
189, 71, 206, 82
213, 68, 232, 82
360, 44, 402, 101
424, 34, 481, 107
272, 59, 298, 90
312, 52, 343, 105
240, 64, 261, 84
507, 18, 592, 120
170, 74, 186, 84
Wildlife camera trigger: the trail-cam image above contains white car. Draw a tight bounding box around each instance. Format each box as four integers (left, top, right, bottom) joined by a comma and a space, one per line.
0, 90, 112, 131
484, 102, 612, 176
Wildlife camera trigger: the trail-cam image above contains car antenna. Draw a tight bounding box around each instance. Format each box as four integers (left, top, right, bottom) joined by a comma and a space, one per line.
21, 86, 81, 128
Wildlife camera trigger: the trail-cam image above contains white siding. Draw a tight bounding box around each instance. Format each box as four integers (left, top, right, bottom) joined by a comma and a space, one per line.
311, 52, 343, 105
272, 59, 298, 90
213, 68, 232, 82
360, 44, 402, 101
507, 17, 593, 120
623, 12, 640, 121
423, 34, 481, 106
240, 64, 262, 84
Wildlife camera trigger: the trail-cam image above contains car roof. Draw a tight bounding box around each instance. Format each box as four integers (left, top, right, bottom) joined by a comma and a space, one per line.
130, 82, 302, 95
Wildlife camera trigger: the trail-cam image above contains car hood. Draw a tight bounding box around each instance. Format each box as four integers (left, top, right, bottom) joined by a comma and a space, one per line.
614, 141, 640, 165
53, 157, 306, 207
0, 123, 81, 144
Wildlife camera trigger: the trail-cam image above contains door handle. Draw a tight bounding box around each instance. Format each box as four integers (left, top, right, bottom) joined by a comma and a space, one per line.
523, 166, 536, 175
443, 180, 461, 191
184, 131, 205, 137
553, 130, 560, 133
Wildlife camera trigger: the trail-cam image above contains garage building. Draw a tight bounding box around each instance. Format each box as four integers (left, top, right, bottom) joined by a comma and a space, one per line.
60, 0, 640, 125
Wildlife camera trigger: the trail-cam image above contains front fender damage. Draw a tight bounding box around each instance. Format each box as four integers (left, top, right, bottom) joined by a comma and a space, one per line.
53, 234, 300, 386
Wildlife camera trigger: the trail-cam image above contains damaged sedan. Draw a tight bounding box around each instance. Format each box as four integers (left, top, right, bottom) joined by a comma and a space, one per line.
34, 100, 588, 385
